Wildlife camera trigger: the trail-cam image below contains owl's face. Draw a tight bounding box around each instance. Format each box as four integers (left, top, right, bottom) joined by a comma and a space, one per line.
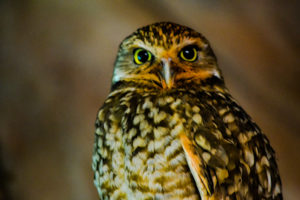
112, 22, 223, 91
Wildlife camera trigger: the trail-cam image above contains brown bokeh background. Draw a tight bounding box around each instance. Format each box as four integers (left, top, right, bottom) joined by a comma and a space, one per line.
0, 1, 299, 199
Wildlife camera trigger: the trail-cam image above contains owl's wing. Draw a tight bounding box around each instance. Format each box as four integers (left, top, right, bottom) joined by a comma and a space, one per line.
180, 133, 214, 199
92, 99, 125, 199
181, 92, 282, 199
180, 126, 238, 199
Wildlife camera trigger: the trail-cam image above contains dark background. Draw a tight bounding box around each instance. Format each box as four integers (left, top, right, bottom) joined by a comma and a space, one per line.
0, 1, 299, 199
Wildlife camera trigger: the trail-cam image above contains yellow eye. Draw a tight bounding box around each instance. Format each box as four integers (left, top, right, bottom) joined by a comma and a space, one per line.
179, 46, 198, 62
133, 48, 152, 65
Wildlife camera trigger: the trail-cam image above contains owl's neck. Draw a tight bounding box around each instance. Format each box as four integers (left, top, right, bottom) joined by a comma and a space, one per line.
111, 76, 227, 94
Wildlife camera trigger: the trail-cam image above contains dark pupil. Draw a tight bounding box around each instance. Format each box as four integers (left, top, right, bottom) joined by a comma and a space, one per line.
183, 47, 195, 59
138, 50, 149, 62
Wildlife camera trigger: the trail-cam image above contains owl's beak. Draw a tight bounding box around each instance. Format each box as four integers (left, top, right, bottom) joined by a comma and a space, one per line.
160, 58, 174, 89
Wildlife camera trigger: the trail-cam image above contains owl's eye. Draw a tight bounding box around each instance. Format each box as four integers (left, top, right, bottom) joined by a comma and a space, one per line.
179, 46, 198, 62
133, 48, 152, 65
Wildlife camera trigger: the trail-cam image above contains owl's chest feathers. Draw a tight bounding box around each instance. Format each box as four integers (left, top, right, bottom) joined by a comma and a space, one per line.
100, 88, 227, 197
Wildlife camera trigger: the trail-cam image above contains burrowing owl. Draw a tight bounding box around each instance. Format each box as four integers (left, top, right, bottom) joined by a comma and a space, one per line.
92, 22, 282, 200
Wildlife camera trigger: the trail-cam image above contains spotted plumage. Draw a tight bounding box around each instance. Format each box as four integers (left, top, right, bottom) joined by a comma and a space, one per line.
92, 22, 282, 199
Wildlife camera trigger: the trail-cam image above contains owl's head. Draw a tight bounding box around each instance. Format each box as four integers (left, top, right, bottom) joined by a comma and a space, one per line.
112, 22, 224, 91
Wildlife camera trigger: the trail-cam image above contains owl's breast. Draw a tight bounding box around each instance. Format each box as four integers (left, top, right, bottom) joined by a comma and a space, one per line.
94, 88, 207, 199
119, 89, 202, 199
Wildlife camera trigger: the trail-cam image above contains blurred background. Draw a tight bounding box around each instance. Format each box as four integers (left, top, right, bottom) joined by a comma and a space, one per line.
0, 0, 299, 199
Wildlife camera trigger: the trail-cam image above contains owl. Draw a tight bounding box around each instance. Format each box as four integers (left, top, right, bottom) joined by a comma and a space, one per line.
92, 22, 282, 200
